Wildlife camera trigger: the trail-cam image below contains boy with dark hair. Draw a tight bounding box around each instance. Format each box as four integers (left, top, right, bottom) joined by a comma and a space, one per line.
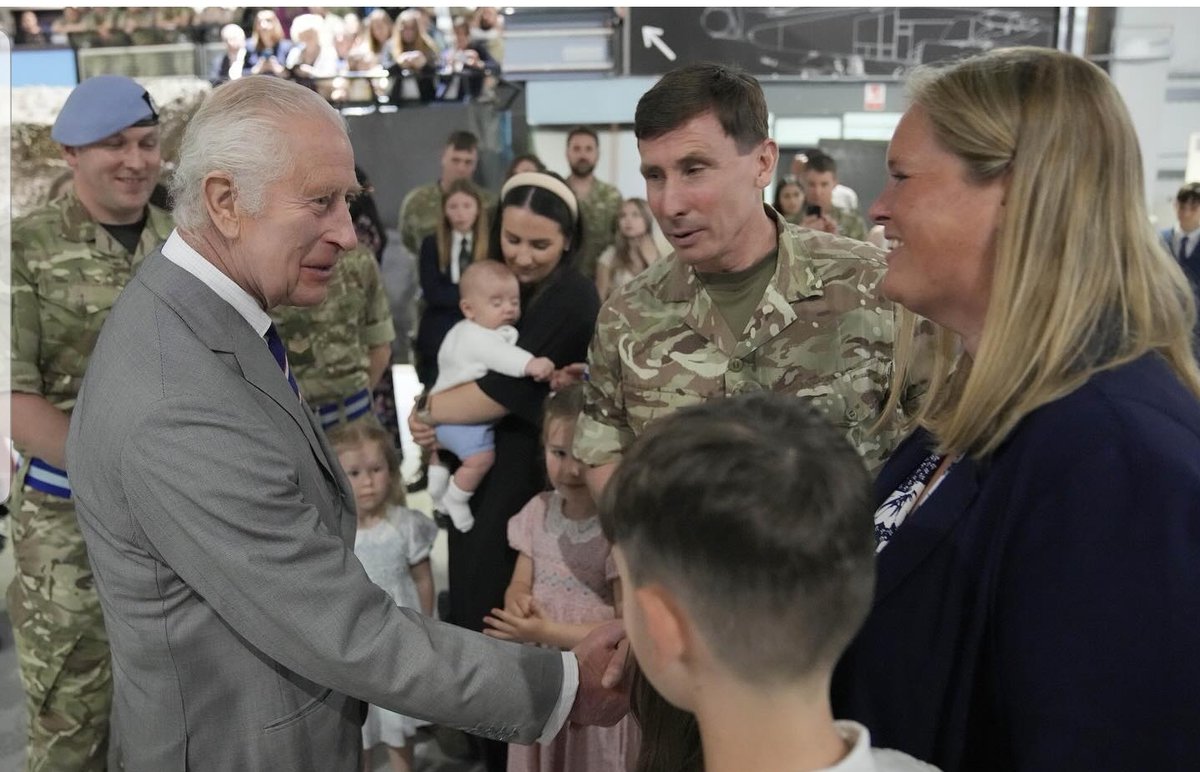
1161, 181, 1200, 288
600, 392, 937, 772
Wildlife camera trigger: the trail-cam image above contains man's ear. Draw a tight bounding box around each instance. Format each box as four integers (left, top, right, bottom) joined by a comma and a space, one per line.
62, 145, 79, 170
634, 583, 690, 672
755, 138, 780, 190
203, 171, 240, 239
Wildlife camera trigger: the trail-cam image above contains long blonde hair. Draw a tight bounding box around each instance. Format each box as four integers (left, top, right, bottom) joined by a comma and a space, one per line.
434, 179, 490, 274
610, 198, 659, 279
390, 8, 439, 64
902, 47, 1200, 458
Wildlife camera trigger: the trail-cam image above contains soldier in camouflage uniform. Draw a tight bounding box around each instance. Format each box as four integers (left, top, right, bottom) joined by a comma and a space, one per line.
574, 62, 926, 772
802, 151, 868, 242
565, 126, 623, 281
9, 75, 172, 771
398, 130, 496, 256
271, 246, 396, 432
576, 65, 920, 483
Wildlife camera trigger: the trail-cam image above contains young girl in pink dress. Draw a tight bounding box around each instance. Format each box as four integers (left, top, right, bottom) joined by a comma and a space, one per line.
483, 386, 636, 771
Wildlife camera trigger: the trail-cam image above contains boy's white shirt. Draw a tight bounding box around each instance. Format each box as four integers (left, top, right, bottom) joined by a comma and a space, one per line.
819, 722, 941, 772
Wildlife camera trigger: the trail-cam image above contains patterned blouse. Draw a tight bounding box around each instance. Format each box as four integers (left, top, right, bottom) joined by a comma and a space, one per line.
873, 452, 957, 553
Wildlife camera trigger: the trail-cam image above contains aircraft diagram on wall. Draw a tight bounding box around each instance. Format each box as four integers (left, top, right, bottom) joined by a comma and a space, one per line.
630, 7, 1058, 77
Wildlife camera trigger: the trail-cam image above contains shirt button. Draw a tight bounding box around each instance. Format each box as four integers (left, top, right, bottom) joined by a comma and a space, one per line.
728, 359, 744, 372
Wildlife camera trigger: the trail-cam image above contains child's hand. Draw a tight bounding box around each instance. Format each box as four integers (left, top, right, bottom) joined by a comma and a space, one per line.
525, 357, 556, 382
505, 592, 535, 618
483, 602, 546, 644
550, 362, 589, 391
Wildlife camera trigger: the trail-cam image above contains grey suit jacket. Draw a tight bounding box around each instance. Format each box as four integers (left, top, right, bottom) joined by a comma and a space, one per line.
67, 250, 563, 771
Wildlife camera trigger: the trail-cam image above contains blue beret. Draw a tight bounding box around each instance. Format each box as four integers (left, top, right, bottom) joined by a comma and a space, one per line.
51, 75, 159, 147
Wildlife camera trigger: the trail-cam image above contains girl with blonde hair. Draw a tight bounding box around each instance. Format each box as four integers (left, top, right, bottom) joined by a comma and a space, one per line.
595, 198, 662, 301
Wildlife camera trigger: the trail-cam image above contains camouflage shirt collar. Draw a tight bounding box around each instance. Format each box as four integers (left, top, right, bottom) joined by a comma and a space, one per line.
56, 191, 173, 250
56, 191, 102, 243
662, 204, 824, 302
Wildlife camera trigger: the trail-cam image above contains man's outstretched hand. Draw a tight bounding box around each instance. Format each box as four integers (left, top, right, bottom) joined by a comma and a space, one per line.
567, 619, 631, 727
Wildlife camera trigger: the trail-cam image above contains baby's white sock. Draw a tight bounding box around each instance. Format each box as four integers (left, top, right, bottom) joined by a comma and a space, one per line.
427, 463, 451, 506
442, 479, 476, 532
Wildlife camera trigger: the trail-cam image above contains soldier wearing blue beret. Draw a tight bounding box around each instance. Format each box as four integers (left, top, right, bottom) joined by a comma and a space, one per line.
9, 74, 174, 770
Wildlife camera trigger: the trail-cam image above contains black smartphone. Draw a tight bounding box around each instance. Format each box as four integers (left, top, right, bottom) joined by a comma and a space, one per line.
805, 204, 822, 218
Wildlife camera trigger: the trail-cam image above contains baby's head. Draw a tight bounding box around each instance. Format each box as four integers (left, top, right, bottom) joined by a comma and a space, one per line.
459, 261, 520, 330
328, 421, 406, 511
600, 392, 876, 708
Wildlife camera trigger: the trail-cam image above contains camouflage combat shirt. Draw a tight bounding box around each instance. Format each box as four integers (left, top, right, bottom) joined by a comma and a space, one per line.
399, 180, 497, 256
574, 177, 623, 281
831, 205, 868, 242
270, 246, 396, 406
11, 193, 174, 413
576, 206, 911, 474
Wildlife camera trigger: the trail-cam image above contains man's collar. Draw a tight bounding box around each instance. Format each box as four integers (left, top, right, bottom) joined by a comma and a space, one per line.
661, 204, 824, 302
162, 229, 273, 336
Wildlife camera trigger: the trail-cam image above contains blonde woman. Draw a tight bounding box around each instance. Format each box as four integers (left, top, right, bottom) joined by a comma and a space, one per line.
389, 8, 439, 101
831, 47, 1200, 771
595, 198, 661, 300
245, 9, 291, 77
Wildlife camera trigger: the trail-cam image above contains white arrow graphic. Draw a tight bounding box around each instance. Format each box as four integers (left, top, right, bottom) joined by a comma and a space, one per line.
642, 26, 677, 62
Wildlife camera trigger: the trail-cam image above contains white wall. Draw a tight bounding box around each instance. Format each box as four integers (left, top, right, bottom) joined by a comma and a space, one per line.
1110, 7, 1200, 227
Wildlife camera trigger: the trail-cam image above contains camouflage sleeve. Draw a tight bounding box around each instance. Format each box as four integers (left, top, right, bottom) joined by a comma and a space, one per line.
841, 210, 867, 242
354, 249, 396, 348
399, 189, 420, 256
11, 225, 44, 395
574, 299, 635, 467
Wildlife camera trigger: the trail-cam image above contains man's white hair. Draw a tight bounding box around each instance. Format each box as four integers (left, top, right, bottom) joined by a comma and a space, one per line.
169, 76, 347, 233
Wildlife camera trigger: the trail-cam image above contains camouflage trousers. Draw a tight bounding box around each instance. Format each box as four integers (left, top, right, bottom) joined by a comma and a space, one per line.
7, 481, 111, 772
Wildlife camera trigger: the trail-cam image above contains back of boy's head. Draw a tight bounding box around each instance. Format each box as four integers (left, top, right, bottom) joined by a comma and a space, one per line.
327, 421, 407, 506
459, 260, 516, 298
600, 391, 875, 683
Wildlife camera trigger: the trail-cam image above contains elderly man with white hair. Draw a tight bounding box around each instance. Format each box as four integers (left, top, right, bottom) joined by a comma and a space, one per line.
66, 75, 625, 772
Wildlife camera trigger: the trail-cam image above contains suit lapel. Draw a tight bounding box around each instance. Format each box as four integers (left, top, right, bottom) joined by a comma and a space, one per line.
138, 251, 336, 480
873, 431, 983, 605
233, 336, 336, 480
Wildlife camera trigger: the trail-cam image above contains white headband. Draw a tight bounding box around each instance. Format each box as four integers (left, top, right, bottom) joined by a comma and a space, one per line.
501, 172, 579, 223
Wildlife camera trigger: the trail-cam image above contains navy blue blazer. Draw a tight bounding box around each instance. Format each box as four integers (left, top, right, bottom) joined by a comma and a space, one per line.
832, 353, 1200, 771
414, 234, 466, 387
1161, 226, 1200, 290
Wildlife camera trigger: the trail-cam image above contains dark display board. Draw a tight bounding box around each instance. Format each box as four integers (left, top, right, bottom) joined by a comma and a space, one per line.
630, 7, 1058, 77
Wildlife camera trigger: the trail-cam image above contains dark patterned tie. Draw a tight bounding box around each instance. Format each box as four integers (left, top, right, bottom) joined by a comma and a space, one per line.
459, 236, 472, 275
1181, 235, 1191, 262
264, 323, 301, 399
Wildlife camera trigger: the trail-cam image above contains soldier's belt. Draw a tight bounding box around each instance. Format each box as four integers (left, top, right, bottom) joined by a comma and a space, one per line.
315, 388, 372, 429
26, 457, 71, 498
